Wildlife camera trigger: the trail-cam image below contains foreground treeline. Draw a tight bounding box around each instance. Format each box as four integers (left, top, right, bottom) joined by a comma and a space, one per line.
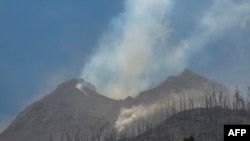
50, 87, 250, 141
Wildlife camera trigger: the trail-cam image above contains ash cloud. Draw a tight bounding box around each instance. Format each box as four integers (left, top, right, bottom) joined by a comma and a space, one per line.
81, 0, 250, 99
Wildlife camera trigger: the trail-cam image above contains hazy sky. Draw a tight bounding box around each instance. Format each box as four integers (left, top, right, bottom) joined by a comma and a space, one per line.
1, 0, 250, 132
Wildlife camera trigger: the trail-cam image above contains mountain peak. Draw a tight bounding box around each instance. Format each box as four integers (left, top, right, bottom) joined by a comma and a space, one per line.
179, 68, 195, 77
177, 68, 203, 81
56, 79, 83, 90
56, 78, 96, 92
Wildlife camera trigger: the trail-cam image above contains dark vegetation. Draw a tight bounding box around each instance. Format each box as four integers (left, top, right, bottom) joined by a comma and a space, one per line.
183, 136, 195, 141
49, 87, 250, 141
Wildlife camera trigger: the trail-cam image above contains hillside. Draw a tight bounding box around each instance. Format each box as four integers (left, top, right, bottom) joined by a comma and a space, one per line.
129, 107, 250, 141
132, 69, 227, 105
0, 79, 121, 141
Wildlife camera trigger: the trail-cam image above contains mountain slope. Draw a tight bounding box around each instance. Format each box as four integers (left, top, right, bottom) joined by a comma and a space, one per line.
132, 69, 228, 105
130, 107, 250, 141
0, 79, 121, 141
113, 69, 230, 135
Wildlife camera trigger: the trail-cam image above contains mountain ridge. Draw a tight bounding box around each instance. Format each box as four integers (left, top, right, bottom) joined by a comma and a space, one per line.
0, 68, 231, 141
132, 68, 228, 105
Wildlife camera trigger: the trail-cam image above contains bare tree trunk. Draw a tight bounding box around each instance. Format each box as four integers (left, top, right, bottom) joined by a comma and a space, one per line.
183, 94, 186, 111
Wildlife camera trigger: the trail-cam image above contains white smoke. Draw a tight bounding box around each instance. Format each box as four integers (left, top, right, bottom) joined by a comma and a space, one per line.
115, 104, 161, 132
75, 83, 88, 95
81, 0, 181, 99
186, 0, 250, 51
115, 89, 234, 132
81, 0, 250, 99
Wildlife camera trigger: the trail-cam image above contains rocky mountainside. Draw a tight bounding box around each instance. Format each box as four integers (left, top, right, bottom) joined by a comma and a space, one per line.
0, 69, 233, 141
0, 79, 121, 141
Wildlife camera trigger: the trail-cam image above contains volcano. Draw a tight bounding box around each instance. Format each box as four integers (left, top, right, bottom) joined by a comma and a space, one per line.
0, 69, 233, 141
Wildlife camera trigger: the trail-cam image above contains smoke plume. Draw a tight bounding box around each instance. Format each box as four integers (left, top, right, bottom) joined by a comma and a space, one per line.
115, 104, 161, 132
81, 0, 175, 99
81, 0, 250, 99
